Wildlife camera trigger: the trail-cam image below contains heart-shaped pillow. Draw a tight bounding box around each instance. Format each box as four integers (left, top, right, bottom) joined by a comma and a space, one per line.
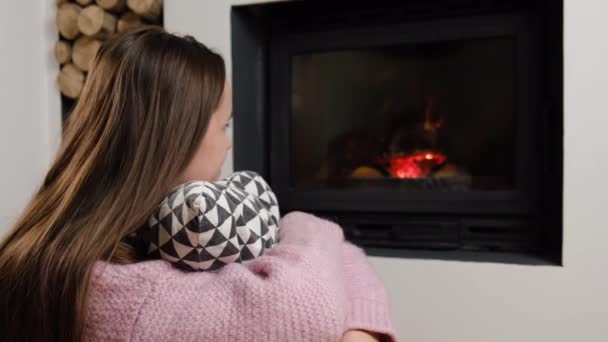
138, 171, 280, 271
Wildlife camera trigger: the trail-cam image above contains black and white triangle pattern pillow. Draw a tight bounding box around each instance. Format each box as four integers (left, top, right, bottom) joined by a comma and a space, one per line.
139, 171, 280, 271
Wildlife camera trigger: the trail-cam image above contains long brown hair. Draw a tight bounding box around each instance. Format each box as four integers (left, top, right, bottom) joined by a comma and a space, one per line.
0, 26, 225, 342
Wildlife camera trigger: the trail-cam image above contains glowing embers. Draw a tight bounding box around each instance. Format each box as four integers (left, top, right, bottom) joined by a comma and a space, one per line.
379, 151, 448, 179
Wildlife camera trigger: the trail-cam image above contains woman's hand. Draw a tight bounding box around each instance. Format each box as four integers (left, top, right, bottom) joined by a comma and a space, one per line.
341, 329, 384, 342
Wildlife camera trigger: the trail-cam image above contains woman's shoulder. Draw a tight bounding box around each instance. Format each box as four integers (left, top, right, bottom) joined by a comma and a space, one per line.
90, 259, 225, 294
91, 259, 173, 283
85, 261, 167, 341
90, 259, 172, 293
86, 248, 347, 341
87, 260, 227, 341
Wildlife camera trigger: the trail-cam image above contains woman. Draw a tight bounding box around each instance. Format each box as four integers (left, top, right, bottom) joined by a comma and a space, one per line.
0, 26, 396, 342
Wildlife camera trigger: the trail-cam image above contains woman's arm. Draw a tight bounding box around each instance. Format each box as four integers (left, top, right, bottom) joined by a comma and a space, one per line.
282, 212, 398, 341
342, 329, 385, 342
341, 241, 398, 342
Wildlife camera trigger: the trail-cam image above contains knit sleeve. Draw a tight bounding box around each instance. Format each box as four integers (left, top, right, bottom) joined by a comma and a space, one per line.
341, 242, 399, 342
280, 213, 399, 341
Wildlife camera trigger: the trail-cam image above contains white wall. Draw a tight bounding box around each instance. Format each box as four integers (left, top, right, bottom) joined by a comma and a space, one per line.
164, 1, 608, 341
0, 1, 62, 235
1, 0, 607, 340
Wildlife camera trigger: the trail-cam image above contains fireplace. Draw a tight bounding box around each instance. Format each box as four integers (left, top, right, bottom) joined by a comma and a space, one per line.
232, 0, 563, 263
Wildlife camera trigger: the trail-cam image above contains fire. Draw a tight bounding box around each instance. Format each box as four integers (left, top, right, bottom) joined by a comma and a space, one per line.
382, 96, 448, 178
382, 152, 447, 179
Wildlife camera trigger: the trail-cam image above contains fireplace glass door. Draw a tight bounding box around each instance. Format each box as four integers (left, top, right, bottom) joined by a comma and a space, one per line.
290, 37, 517, 192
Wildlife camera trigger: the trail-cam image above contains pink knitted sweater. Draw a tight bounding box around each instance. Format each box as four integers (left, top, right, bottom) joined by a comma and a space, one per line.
84, 211, 398, 341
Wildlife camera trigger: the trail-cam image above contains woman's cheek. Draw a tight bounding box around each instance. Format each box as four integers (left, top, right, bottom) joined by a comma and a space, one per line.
224, 130, 232, 150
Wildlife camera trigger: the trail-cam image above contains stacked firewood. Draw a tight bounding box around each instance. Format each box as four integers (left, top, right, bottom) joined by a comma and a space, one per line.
55, 0, 163, 99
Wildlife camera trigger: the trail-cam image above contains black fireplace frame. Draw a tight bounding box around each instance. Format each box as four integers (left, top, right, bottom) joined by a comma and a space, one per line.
270, 13, 540, 215
231, 0, 563, 265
